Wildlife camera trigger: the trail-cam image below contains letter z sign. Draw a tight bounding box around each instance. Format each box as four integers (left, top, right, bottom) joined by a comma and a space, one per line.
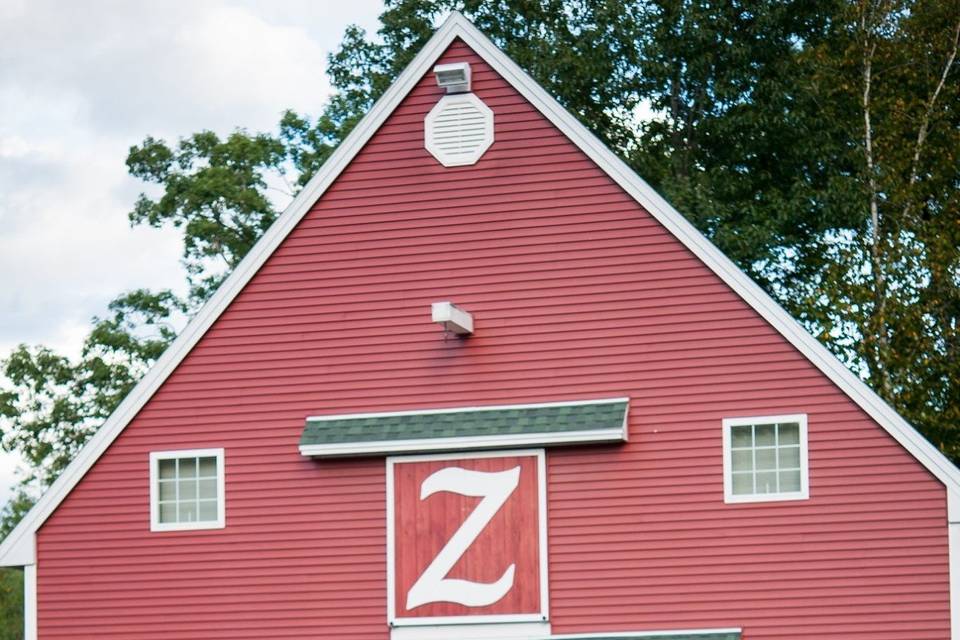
386, 450, 548, 625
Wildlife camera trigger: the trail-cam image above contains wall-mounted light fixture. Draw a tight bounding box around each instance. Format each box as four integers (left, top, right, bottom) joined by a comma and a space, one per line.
431, 301, 474, 336
433, 62, 471, 93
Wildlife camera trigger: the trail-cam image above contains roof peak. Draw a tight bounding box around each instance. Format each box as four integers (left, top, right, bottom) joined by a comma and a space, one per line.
3, 6, 957, 569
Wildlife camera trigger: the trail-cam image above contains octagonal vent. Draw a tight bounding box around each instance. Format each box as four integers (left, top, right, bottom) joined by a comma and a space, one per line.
424, 93, 494, 167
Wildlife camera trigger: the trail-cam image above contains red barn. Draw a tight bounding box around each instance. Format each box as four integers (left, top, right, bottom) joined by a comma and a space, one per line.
2, 12, 958, 640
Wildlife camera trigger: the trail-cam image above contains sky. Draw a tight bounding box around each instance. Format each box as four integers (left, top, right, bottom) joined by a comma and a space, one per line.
0, 0, 385, 509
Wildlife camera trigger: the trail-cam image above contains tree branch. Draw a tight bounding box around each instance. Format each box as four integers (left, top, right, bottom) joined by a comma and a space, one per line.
905, 16, 960, 195
860, 0, 891, 397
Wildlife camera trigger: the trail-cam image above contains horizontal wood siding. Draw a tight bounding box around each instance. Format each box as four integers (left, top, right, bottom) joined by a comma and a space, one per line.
37, 39, 950, 639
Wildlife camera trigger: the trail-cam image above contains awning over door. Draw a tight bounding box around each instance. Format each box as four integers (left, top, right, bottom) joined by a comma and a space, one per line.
553, 633, 740, 640
299, 397, 629, 457
545, 632, 740, 640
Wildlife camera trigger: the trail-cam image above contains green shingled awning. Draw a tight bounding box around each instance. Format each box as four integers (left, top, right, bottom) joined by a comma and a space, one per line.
299, 398, 628, 457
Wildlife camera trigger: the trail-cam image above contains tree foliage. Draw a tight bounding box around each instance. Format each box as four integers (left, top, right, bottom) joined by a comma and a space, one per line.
0, 490, 29, 638
127, 133, 289, 303
1, 290, 185, 488
0, 566, 22, 640
820, 0, 960, 455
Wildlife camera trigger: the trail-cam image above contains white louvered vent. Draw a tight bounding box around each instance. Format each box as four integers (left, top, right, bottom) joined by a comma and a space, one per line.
424, 93, 494, 167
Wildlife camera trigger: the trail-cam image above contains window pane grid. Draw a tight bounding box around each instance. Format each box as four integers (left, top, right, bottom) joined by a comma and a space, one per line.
155, 455, 219, 525
730, 421, 802, 496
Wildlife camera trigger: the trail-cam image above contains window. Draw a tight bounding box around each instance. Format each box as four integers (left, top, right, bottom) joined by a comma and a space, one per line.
723, 415, 808, 503
149, 449, 225, 531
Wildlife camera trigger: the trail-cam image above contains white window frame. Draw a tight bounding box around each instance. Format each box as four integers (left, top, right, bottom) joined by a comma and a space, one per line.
149, 448, 225, 532
723, 414, 809, 504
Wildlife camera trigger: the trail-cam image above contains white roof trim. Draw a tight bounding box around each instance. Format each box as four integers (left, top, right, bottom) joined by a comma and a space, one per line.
300, 397, 630, 458
3, 11, 958, 568
550, 631, 742, 640
305, 396, 629, 422
299, 428, 627, 458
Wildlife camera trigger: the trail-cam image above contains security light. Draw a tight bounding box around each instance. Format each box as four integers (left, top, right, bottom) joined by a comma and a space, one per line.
433, 62, 471, 93
431, 301, 474, 335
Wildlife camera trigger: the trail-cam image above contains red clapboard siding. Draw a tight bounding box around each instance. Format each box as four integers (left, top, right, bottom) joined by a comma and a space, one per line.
35, 38, 949, 640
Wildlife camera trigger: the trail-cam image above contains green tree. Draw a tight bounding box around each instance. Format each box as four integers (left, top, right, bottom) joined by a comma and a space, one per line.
614, 0, 960, 453
629, 0, 862, 286
127, 132, 289, 304
844, 0, 959, 455
1, 290, 185, 488
0, 566, 22, 640
0, 491, 30, 638
786, 0, 960, 455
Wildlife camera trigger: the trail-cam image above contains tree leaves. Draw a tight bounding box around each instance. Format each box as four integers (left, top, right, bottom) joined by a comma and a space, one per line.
0, 565, 23, 640
127, 131, 288, 303
798, 0, 960, 457
0, 290, 186, 487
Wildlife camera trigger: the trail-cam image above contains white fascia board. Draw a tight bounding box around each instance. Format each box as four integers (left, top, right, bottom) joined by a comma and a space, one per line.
392, 613, 544, 627
0, 14, 468, 568
299, 427, 626, 458
4, 9, 958, 572
148, 448, 226, 532
549, 630, 742, 639
23, 564, 36, 640
949, 486, 959, 638
305, 397, 630, 423
0, 528, 34, 567
441, 13, 960, 495
953, 521, 960, 640
391, 621, 549, 640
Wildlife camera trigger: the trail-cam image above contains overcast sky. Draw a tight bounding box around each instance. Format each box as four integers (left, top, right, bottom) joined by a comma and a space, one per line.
0, 0, 385, 508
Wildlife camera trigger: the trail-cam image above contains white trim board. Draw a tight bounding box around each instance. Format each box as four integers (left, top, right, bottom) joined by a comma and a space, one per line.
23, 564, 36, 640
300, 428, 626, 458
148, 448, 225, 532
721, 414, 809, 504
305, 397, 629, 423
950, 492, 960, 640
385, 449, 549, 628
549, 631, 742, 639
391, 632, 742, 640
2, 11, 959, 578
390, 622, 551, 640
300, 397, 630, 457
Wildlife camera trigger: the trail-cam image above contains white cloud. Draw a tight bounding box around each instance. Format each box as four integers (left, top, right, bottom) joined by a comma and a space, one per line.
0, 1, 383, 138
0, 131, 186, 358
0, 0, 385, 508
169, 5, 333, 124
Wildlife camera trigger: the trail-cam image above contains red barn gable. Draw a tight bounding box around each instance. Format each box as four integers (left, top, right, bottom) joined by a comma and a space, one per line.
2, 12, 959, 640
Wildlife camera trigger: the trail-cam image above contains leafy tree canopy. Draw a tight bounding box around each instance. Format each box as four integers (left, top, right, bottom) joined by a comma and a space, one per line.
0, 565, 23, 640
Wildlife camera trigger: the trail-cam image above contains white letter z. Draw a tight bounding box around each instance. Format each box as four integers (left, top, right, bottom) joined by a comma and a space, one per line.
405, 465, 521, 610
